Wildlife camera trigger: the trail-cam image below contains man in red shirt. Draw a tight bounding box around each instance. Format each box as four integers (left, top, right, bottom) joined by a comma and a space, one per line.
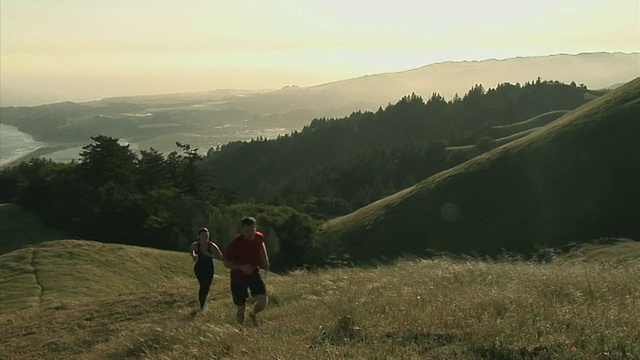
224, 216, 270, 325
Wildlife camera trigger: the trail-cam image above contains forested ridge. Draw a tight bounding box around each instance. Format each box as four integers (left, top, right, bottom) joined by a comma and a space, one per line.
0, 80, 604, 269
204, 80, 598, 213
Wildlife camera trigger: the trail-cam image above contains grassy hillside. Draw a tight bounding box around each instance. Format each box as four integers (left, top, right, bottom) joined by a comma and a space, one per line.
319, 78, 640, 262
0, 239, 221, 315
0, 240, 638, 359
444, 111, 571, 161
488, 110, 569, 138
0, 203, 67, 255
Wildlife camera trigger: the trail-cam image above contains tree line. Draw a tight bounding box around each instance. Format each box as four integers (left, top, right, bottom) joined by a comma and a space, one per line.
0, 79, 603, 268
0, 136, 323, 270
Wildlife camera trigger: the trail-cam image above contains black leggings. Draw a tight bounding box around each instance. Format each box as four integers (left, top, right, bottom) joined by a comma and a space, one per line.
194, 259, 214, 308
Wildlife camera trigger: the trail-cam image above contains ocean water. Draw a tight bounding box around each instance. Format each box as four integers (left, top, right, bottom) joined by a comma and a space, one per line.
42, 140, 138, 163
0, 123, 144, 166
45, 146, 84, 163
0, 123, 44, 167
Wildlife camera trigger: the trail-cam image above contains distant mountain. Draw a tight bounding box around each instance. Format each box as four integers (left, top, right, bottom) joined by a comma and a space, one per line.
100, 52, 640, 124
317, 78, 640, 262
1, 52, 637, 163
251, 52, 639, 117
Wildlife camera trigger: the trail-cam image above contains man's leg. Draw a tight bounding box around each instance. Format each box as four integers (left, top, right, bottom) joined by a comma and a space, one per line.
231, 281, 249, 324
236, 303, 246, 324
252, 294, 267, 315
247, 274, 268, 325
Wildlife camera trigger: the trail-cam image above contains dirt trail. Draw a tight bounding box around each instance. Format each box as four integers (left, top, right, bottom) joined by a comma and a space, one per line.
29, 248, 43, 309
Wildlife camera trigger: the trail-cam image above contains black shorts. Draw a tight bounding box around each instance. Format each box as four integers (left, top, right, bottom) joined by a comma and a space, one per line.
230, 274, 266, 306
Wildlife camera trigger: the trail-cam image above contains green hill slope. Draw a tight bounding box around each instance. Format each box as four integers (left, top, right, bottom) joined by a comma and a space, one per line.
0, 241, 638, 359
488, 110, 569, 138
443, 110, 570, 160
319, 78, 640, 262
0, 239, 222, 315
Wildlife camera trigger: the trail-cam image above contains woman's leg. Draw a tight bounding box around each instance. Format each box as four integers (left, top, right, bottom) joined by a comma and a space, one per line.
194, 261, 214, 309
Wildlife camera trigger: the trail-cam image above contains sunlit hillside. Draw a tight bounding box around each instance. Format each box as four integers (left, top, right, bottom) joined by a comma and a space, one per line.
0, 239, 638, 359
0, 239, 209, 315
319, 78, 640, 262
487, 110, 570, 138
444, 110, 572, 159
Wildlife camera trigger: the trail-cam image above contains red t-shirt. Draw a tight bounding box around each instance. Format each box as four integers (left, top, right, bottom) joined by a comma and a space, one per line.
225, 231, 265, 282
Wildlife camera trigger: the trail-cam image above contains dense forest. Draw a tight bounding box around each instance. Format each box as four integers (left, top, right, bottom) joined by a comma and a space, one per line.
203, 80, 598, 214
0, 79, 604, 269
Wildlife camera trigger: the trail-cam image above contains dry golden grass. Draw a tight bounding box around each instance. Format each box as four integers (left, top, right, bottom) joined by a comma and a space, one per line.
0, 240, 203, 315
1, 240, 638, 360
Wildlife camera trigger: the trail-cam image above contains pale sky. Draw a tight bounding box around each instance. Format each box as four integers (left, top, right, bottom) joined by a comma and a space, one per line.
1, 0, 639, 106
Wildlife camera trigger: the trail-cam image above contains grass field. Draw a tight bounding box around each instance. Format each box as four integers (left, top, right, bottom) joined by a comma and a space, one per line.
1, 239, 638, 359
0, 239, 212, 315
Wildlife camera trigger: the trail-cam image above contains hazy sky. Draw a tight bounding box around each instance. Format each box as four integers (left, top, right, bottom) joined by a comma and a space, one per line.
1, 0, 639, 105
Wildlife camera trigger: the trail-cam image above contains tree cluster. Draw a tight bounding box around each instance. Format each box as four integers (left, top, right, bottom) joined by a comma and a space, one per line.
0, 136, 323, 270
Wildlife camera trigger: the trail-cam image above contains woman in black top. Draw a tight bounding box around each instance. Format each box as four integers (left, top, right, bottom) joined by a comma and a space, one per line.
189, 227, 223, 311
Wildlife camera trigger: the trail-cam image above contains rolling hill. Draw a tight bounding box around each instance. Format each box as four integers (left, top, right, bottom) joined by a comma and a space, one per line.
487, 110, 570, 138
318, 78, 640, 262
0, 239, 208, 315
0, 205, 220, 315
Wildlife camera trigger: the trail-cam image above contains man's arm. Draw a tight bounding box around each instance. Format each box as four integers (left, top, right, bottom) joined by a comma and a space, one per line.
223, 242, 249, 270
224, 260, 254, 274
260, 242, 270, 272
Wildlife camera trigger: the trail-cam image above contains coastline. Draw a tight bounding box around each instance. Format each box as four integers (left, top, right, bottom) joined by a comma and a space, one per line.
0, 145, 72, 169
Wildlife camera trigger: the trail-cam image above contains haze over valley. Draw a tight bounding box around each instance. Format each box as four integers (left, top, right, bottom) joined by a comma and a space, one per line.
1, 52, 638, 167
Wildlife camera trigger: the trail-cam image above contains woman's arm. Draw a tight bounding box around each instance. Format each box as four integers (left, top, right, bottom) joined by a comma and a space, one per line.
188, 242, 197, 261
208, 242, 223, 261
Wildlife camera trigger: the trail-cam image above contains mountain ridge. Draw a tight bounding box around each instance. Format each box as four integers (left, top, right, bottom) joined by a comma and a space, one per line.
4, 52, 636, 110
296, 52, 638, 111
318, 77, 640, 262
304, 51, 638, 90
